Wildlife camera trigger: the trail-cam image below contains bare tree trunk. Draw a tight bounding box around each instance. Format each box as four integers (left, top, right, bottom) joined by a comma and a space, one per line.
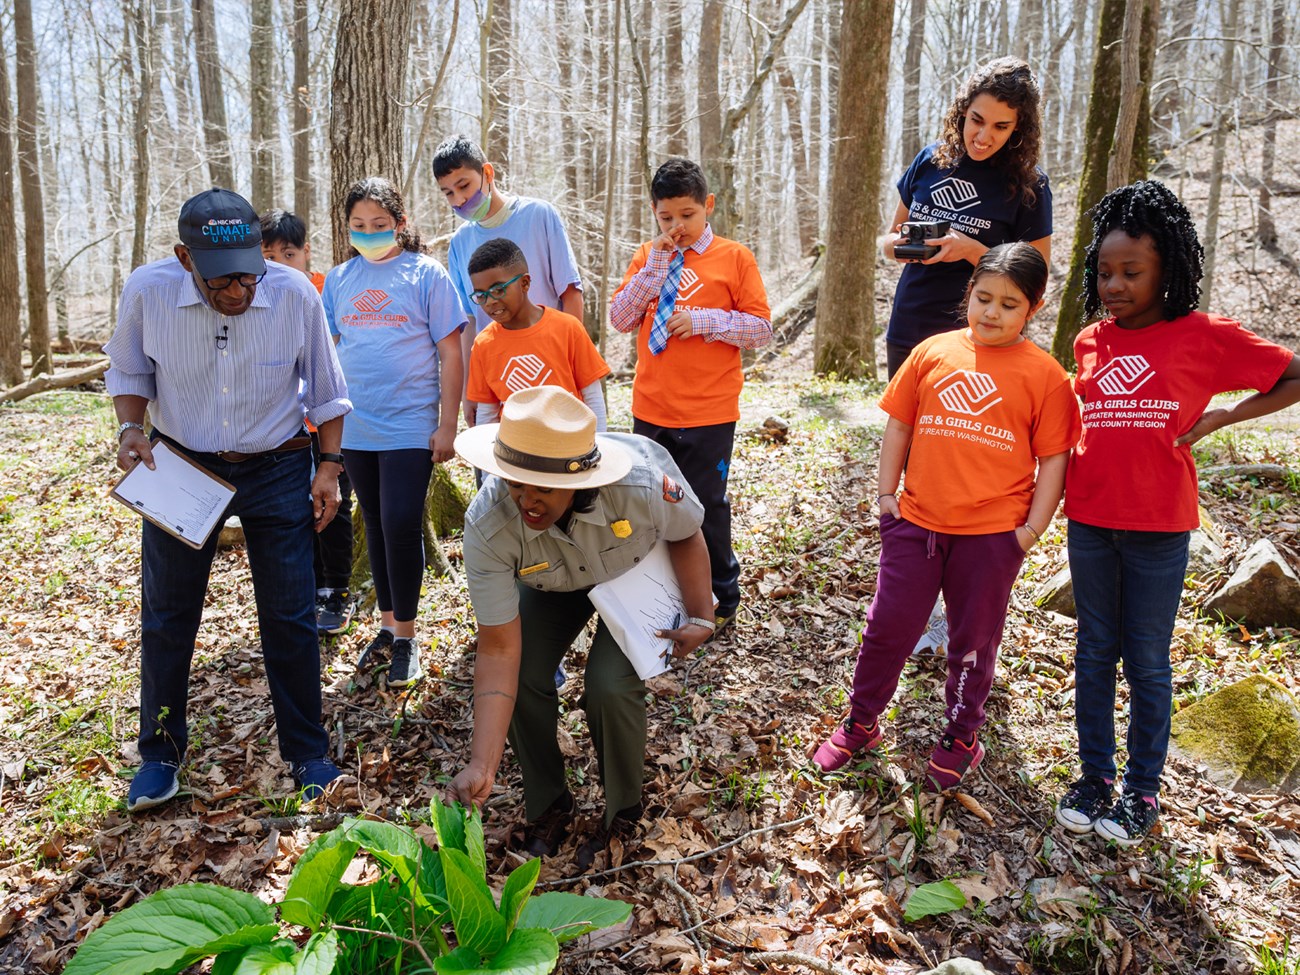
1151, 0, 1194, 155
696, 0, 724, 201
663, 0, 687, 155
1106, 0, 1148, 189
14, 0, 51, 377
1200, 0, 1241, 310
193, 0, 234, 187
556, 0, 582, 204
128, 0, 157, 271
1256, 0, 1284, 248
705, 0, 812, 238
623, 0, 652, 236
330, 0, 416, 265
0, 37, 22, 386
481, 0, 512, 176
250, 0, 276, 212
596, 0, 623, 357
1050, 0, 1127, 368
900, 0, 927, 165
776, 60, 815, 255
292, 0, 312, 228
813, 0, 892, 379
403, 0, 459, 204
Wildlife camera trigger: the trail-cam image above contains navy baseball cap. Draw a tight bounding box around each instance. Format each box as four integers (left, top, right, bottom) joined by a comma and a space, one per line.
178, 188, 266, 280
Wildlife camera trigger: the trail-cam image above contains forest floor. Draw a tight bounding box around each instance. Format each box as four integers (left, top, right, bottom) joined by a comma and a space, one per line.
2, 377, 1300, 975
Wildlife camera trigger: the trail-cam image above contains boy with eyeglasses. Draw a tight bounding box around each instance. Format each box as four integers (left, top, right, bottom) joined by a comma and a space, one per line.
433, 136, 585, 427
464, 238, 609, 429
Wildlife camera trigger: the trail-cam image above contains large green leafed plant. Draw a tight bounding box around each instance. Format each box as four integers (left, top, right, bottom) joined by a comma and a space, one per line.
64, 797, 630, 975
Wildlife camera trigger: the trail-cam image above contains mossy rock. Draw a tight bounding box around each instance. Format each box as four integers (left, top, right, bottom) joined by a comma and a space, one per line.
1169, 675, 1300, 793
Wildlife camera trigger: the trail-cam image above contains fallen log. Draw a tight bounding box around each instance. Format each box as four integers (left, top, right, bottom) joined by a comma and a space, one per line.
0, 359, 110, 404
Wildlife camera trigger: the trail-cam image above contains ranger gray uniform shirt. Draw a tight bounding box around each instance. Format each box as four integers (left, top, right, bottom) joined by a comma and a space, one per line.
463, 433, 705, 626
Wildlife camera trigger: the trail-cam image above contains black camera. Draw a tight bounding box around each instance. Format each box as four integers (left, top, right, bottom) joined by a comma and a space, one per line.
894, 220, 950, 261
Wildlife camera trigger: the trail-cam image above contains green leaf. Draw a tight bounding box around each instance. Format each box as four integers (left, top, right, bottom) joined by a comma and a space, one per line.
62, 884, 277, 975
281, 828, 361, 929
903, 880, 967, 922
433, 927, 558, 974
432, 794, 469, 856
210, 931, 339, 975
498, 858, 541, 936
516, 892, 632, 944
442, 847, 507, 958
465, 805, 488, 879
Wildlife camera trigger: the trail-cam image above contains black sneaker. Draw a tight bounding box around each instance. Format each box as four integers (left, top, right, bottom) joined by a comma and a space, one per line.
1095, 789, 1160, 847
317, 589, 357, 635
1055, 775, 1114, 833
387, 637, 423, 687
357, 629, 394, 670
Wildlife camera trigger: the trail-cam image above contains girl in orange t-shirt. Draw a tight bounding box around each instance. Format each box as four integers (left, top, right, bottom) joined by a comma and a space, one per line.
1055, 181, 1300, 846
811, 243, 1080, 790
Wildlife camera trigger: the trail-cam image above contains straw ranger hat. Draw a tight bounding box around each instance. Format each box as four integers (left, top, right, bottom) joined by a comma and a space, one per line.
454, 386, 634, 489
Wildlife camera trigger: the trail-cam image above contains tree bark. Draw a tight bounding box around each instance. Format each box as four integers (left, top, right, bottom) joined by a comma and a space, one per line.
663, 0, 687, 156
481, 0, 512, 178
623, 0, 652, 241
1050, 0, 1127, 368
696, 0, 724, 210
1200, 0, 1242, 310
14, 0, 51, 377
900, 0, 927, 165
192, 0, 234, 188
250, 0, 276, 212
1106, 0, 1147, 189
1256, 0, 1284, 248
329, 0, 416, 265
403, 0, 460, 204
292, 0, 312, 229
128, 0, 158, 271
0, 359, 110, 404
0, 36, 22, 386
595, 0, 623, 357
813, 0, 892, 379
777, 60, 816, 255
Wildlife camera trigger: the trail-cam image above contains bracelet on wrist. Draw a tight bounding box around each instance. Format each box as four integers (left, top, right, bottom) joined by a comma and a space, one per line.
686, 616, 717, 632
1021, 524, 1040, 540
117, 421, 145, 443
878, 493, 896, 500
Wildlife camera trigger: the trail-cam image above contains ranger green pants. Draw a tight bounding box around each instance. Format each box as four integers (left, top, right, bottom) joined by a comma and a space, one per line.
508, 584, 647, 826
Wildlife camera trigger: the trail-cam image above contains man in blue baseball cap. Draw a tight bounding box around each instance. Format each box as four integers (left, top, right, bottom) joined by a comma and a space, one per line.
104, 187, 353, 812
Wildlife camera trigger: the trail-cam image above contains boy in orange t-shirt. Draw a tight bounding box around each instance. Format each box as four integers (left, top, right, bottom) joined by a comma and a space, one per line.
465, 238, 609, 428
259, 208, 354, 636
610, 159, 771, 630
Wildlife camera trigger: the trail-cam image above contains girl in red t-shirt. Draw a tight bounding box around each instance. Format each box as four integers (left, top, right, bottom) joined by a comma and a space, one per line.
1056, 181, 1300, 846
811, 244, 1079, 790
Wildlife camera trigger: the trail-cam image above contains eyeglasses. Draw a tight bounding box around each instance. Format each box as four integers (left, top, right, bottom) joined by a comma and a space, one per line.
469, 273, 524, 305
204, 272, 266, 291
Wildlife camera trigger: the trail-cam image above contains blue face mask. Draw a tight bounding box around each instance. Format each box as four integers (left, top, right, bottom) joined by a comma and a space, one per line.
350, 229, 398, 260
451, 180, 492, 223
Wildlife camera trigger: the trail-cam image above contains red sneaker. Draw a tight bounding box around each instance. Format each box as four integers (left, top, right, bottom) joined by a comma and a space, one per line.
811, 717, 883, 772
925, 733, 984, 791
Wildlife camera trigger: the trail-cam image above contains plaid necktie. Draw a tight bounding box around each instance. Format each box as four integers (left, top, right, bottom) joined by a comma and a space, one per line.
648, 250, 685, 356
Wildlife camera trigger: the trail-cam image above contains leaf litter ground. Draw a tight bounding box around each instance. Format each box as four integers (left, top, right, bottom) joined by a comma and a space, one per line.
1, 382, 1299, 974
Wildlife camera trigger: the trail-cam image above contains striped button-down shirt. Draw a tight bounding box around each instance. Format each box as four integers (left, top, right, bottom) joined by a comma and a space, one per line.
105, 258, 351, 453
608, 225, 772, 349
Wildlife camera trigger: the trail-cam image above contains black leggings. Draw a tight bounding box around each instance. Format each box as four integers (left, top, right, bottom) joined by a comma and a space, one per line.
344, 448, 432, 622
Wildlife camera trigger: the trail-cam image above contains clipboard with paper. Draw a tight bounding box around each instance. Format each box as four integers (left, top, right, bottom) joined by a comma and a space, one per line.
587, 541, 711, 680
109, 440, 236, 550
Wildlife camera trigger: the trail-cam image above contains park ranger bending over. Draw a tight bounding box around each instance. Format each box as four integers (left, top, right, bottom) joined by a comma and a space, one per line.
450, 386, 715, 870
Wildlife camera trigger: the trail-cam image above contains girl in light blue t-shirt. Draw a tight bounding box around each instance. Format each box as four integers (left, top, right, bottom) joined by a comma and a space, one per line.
322, 176, 466, 686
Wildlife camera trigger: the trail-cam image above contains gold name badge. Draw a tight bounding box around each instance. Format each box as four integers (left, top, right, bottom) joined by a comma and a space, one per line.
610, 519, 632, 538
519, 562, 550, 577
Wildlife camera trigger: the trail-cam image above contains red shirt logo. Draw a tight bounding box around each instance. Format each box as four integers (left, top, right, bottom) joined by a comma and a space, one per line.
351, 289, 393, 313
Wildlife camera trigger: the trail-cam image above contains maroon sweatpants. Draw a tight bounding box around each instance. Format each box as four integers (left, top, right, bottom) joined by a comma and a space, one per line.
848, 513, 1026, 740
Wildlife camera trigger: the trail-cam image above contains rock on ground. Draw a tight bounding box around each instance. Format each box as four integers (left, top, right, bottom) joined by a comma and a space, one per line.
1202, 538, 1300, 628
1170, 675, 1300, 793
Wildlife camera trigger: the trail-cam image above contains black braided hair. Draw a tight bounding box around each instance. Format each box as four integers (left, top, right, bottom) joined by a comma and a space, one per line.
1082, 180, 1204, 321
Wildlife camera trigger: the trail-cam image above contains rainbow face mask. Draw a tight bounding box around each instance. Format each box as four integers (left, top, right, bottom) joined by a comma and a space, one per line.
451, 182, 492, 223
350, 229, 398, 260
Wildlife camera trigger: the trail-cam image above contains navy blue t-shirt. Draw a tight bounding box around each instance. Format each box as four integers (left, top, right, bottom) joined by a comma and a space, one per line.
886, 143, 1052, 351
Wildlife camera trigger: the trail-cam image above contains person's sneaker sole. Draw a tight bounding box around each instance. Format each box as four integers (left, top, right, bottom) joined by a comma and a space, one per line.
126, 763, 180, 813
1055, 806, 1101, 833
1094, 818, 1154, 847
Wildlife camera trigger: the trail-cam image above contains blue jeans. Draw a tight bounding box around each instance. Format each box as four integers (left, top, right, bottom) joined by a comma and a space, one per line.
139, 443, 329, 765
1067, 520, 1189, 796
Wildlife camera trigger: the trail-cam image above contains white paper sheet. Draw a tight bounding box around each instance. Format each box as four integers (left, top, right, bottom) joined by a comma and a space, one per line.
588, 541, 713, 681
111, 441, 236, 549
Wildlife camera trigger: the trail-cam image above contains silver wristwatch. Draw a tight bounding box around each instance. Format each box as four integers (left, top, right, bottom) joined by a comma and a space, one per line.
117, 421, 146, 442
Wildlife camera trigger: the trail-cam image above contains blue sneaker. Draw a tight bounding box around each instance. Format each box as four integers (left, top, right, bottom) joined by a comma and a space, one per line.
126, 761, 180, 813
554, 663, 567, 688
292, 758, 342, 800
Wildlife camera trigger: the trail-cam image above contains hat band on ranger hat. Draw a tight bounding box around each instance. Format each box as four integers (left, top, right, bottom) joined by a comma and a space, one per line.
494, 438, 601, 475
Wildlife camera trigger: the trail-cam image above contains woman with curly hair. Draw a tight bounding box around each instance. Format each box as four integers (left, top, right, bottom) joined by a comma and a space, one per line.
881, 57, 1052, 377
